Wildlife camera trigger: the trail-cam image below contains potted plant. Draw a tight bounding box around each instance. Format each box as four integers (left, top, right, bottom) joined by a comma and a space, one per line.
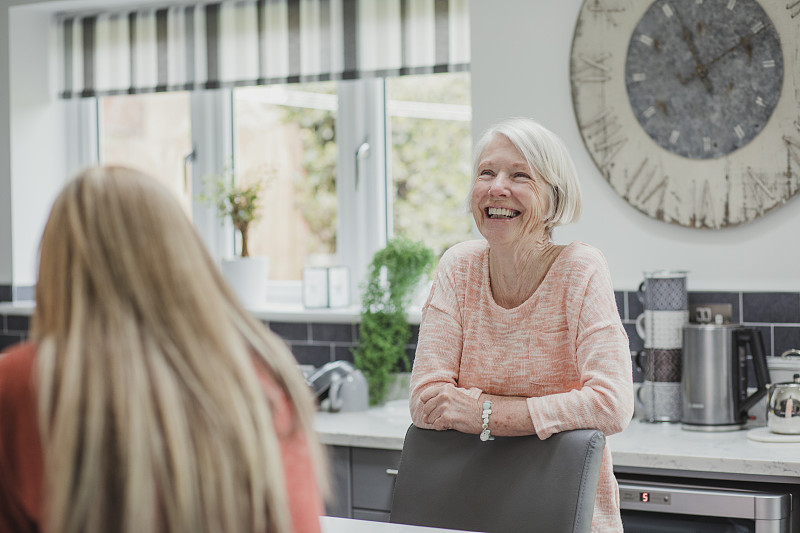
353, 237, 435, 405
203, 164, 272, 308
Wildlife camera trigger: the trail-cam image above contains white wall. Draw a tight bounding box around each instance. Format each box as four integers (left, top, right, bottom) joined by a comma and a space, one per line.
0, 3, 12, 286
9, 6, 70, 286
469, 0, 800, 292
0, 0, 71, 289
1, 0, 798, 292
0, 0, 90, 289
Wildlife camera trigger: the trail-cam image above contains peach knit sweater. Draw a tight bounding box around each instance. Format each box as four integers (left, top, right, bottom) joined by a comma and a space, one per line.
410, 240, 634, 533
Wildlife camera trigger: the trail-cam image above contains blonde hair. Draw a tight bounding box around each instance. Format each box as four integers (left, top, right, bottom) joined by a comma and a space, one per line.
32, 166, 325, 533
471, 117, 582, 235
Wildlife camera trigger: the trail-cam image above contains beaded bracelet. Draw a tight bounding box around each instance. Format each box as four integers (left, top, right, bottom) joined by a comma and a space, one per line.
480, 400, 494, 441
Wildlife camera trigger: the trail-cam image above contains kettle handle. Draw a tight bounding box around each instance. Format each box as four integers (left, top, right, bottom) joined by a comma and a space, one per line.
735, 328, 771, 416
328, 374, 344, 412
779, 348, 800, 360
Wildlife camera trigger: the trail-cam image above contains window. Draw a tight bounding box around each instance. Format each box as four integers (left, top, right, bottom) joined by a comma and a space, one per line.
87, 73, 471, 305
98, 92, 193, 215
233, 83, 338, 281
386, 72, 473, 256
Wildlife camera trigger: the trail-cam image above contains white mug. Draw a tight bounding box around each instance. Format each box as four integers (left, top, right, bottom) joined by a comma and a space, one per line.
635, 310, 688, 349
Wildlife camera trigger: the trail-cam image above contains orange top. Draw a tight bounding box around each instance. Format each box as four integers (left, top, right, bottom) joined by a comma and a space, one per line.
0, 342, 323, 533
410, 240, 634, 533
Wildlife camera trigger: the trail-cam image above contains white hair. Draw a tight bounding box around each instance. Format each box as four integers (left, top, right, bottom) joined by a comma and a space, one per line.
470, 117, 582, 234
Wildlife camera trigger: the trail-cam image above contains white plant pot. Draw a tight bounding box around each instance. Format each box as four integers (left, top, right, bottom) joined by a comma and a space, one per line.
220, 256, 270, 309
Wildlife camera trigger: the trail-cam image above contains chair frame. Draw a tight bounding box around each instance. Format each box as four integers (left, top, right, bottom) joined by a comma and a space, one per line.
390, 425, 605, 533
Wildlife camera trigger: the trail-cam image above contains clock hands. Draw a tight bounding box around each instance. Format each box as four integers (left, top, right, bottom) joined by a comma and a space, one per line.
705, 23, 770, 71
676, 22, 772, 90
673, 7, 712, 93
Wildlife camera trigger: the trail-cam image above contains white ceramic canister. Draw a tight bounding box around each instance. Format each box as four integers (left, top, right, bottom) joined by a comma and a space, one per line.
768, 349, 800, 384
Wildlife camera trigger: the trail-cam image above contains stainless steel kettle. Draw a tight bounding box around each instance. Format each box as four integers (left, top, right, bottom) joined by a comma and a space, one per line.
766, 374, 800, 434
681, 324, 770, 431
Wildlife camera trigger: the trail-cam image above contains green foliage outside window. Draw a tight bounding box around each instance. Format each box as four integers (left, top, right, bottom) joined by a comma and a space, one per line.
281, 73, 472, 259
281, 105, 338, 256
388, 73, 472, 256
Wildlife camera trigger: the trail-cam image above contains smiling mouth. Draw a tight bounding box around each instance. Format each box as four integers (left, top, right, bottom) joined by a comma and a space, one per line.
486, 207, 521, 219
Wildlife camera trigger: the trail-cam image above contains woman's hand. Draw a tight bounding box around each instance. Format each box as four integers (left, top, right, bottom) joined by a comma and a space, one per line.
418, 385, 482, 433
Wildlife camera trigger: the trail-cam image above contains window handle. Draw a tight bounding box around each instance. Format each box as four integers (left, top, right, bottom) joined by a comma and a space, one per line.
183, 146, 197, 192
355, 141, 370, 191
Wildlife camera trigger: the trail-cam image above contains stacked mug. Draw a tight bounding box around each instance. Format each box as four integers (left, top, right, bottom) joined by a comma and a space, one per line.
635, 270, 689, 423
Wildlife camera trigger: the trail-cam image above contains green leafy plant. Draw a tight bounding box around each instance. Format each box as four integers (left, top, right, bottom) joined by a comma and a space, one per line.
353, 237, 435, 405
202, 165, 271, 257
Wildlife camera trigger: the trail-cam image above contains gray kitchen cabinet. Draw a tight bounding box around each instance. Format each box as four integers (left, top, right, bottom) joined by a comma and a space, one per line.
325, 445, 352, 518
325, 445, 402, 522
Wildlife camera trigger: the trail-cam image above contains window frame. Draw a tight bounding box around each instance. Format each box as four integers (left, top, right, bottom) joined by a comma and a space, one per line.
84, 79, 391, 308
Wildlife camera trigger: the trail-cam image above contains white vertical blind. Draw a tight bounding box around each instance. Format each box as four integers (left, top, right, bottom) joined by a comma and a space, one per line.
57, 0, 470, 98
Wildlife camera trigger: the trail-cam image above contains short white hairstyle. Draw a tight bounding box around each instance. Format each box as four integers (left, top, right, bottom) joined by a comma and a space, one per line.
471, 117, 582, 234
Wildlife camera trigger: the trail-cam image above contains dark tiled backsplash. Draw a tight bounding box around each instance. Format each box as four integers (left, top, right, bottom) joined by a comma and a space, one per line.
3, 291, 799, 384
622, 291, 800, 356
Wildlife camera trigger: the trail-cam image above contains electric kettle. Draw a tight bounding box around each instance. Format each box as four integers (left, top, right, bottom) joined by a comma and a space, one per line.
681, 324, 770, 431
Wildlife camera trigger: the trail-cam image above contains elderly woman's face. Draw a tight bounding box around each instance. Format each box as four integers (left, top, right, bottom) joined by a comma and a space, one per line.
471, 135, 551, 245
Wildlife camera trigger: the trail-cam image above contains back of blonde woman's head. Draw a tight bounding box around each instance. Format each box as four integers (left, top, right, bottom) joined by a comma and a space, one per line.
471, 117, 582, 235
33, 166, 322, 533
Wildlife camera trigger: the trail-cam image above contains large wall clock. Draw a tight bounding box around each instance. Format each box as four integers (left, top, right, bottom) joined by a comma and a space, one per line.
570, 0, 800, 229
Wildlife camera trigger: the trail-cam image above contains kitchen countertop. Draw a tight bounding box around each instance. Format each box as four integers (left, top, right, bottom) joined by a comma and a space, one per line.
314, 400, 800, 484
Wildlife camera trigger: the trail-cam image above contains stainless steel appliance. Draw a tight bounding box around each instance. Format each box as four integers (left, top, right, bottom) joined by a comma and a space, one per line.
767, 374, 800, 435
619, 478, 799, 532
307, 361, 369, 413
681, 324, 770, 431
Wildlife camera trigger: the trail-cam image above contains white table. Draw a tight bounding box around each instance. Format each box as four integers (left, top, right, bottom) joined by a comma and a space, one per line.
320, 516, 476, 533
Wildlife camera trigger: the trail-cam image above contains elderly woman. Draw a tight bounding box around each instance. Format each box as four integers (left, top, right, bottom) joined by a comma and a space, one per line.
0, 167, 326, 533
409, 118, 634, 532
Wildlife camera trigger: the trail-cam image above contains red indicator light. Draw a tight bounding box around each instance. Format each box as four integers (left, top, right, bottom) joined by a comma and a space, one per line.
641, 492, 649, 503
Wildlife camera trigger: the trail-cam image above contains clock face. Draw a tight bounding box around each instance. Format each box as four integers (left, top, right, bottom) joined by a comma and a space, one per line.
570, 0, 800, 229
625, 0, 783, 160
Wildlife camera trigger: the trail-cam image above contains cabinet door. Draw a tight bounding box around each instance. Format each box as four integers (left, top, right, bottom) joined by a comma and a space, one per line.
351, 448, 402, 518
325, 445, 352, 518
352, 509, 392, 522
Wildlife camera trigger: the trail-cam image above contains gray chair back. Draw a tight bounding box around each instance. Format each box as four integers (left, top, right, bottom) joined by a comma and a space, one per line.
390, 425, 605, 533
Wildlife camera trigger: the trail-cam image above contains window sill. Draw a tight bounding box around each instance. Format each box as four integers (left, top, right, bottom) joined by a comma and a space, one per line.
247, 302, 422, 325
0, 301, 34, 316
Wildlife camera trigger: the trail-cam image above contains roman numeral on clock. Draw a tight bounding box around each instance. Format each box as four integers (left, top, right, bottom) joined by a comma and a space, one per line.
784, 133, 800, 170
638, 175, 669, 208
743, 168, 776, 214
573, 52, 612, 83
585, 0, 625, 26
693, 179, 717, 228
580, 108, 628, 177
624, 157, 657, 200
787, 0, 800, 18
783, 131, 800, 195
